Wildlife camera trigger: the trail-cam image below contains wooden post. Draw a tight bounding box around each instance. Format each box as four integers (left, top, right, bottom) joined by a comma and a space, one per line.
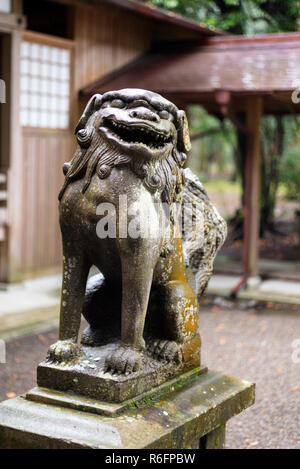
0, 33, 11, 283
12, 0, 23, 15
243, 96, 262, 283
6, 29, 23, 282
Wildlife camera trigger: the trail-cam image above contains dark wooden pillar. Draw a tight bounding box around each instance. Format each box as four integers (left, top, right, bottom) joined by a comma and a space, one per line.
0, 33, 11, 283
243, 96, 262, 282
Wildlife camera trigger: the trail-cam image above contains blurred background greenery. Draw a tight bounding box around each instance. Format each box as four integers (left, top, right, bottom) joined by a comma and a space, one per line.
152, 0, 300, 240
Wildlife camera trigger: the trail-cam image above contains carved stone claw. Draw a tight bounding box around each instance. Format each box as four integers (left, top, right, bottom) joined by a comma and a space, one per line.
47, 339, 83, 363
104, 345, 142, 375
147, 339, 182, 364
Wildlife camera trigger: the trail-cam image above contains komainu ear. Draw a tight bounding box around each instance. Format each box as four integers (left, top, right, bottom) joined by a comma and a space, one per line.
74, 94, 102, 134
177, 110, 191, 153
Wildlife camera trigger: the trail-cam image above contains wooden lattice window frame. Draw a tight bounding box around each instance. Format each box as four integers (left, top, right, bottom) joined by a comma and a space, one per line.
20, 31, 74, 131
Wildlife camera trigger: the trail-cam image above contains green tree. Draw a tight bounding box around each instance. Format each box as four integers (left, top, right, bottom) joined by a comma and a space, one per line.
152, 0, 299, 34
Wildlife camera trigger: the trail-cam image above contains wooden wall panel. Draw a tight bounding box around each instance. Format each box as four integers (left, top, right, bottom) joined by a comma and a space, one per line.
74, 4, 152, 94
15, 5, 153, 278
20, 129, 73, 275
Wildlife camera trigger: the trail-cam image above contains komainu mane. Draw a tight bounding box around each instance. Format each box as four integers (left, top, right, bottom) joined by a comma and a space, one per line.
47, 88, 226, 375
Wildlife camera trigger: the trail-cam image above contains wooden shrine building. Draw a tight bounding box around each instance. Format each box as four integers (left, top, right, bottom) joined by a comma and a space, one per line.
80, 32, 300, 291
1, 0, 300, 291
0, 0, 219, 282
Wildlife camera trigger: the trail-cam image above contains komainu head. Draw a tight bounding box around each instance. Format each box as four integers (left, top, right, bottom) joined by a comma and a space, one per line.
59, 89, 191, 203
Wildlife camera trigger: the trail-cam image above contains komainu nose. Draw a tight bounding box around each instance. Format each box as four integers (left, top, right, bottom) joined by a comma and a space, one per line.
129, 107, 160, 123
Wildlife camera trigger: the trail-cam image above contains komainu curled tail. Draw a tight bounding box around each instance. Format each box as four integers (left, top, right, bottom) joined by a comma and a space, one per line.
182, 168, 227, 297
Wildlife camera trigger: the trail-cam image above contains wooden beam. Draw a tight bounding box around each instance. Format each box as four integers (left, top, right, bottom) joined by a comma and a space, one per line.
22, 30, 75, 49
243, 96, 262, 281
47, 0, 222, 36
0, 12, 26, 29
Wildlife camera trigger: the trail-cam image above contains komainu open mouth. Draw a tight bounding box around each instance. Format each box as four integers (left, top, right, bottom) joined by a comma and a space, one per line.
103, 118, 172, 149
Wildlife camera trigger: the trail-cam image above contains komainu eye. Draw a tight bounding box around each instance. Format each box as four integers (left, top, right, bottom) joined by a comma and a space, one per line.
110, 99, 125, 108
159, 110, 171, 120
101, 101, 111, 108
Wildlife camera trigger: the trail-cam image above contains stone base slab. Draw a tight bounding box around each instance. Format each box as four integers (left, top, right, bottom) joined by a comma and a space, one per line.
28, 366, 207, 417
0, 370, 255, 449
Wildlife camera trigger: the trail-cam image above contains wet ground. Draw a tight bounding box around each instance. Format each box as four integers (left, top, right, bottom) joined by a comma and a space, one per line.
201, 299, 300, 449
0, 301, 300, 449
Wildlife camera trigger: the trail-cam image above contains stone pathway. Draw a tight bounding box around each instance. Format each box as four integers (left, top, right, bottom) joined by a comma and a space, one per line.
208, 274, 300, 305
0, 301, 300, 449
0, 275, 60, 339
0, 275, 60, 314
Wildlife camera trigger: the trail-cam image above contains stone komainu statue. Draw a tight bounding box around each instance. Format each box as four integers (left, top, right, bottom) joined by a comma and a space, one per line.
48, 89, 226, 375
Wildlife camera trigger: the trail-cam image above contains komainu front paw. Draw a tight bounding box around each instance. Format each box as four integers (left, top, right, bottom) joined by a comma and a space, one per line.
105, 345, 142, 375
147, 339, 183, 364
47, 340, 83, 363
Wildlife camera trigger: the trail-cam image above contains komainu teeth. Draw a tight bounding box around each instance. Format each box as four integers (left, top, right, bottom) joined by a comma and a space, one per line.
105, 118, 171, 149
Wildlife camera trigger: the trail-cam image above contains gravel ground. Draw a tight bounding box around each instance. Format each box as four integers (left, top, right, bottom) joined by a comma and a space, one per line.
0, 302, 300, 449
200, 300, 300, 449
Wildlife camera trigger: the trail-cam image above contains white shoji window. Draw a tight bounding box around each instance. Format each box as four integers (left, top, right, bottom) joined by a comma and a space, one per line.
0, 0, 11, 13
20, 41, 71, 129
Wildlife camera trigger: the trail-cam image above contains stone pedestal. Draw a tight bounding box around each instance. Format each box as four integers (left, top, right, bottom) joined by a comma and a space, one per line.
0, 369, 255, 449
37, 342, 201, 403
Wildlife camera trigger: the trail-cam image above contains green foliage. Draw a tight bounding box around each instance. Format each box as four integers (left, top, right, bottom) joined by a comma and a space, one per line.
280, 145, 300, 201
188, 109, 300, 223
188, 105, 237, 180
151, 0, 299, 34
260, 116, 283, 226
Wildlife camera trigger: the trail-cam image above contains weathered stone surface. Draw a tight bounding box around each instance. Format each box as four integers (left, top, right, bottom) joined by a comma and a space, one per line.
37, 343, 202, 402
29, 366, 207, 417
45, 89, 227, 389
0, 370, 255, 449
199, 424, 226, 449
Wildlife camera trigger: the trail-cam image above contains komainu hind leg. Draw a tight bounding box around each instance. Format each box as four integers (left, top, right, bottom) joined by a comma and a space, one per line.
147, 281, 201, 368
81, 273, 122, 346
